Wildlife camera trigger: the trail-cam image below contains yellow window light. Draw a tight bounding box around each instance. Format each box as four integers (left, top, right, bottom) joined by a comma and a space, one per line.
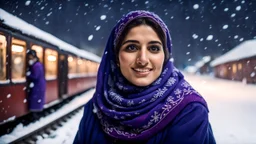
68, 56, 73, 62
47, 55, 56, 61
12, 45, 24, 52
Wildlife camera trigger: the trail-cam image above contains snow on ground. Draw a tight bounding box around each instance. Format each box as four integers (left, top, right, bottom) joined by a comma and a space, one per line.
0, 89, 95, 144
184, 73, 256, 144
1, 74, 256, 144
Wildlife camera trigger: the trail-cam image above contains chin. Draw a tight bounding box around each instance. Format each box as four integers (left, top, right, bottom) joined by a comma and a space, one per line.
132, 81, 152, 87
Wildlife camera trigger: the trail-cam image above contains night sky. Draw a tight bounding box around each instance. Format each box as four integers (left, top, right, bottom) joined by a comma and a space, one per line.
0, 0, 255, 68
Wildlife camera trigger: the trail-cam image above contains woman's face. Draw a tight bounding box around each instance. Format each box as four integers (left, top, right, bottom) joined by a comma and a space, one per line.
118, 25, 165, 87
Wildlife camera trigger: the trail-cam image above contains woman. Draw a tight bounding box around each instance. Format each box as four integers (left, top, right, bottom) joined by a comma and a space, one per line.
26, 50, 46, 112
74, 10, 216, 144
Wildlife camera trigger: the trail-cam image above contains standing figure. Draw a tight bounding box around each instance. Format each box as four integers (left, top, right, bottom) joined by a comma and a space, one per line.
26, 49, 46, 112
74, 10, 216, 144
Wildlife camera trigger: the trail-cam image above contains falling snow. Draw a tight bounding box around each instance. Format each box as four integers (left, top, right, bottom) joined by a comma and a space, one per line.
25, 0, 31, 6
224, 8, 229, 11
223, 25, 228, 29
96, 26, 101, 31
236, 6, 241, 11
192, 34, 198, 39
231, 13, 236, 17
29, 83, 34, 88
250, 72, 255, 77
193, 4, 199, 9
206, 35, 213, 40
88, 35, 93, 41
100, 15, 106, 20
47, 12, 52, 17
7, 94, 11, 98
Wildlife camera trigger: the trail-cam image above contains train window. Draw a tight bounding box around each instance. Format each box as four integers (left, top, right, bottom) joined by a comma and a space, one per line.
79, 59, 87, 74
11, 38, 26, 81
0, 34, 7, 82
77, 58, 85, 74
31, 45, 43, 63
68, 56, 77, 74
45, 49, 57, 79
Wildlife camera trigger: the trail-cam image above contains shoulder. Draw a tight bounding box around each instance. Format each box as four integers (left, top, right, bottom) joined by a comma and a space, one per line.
172, 102, 208, 125
74, 99, 107, 144
162, 102, 215, 144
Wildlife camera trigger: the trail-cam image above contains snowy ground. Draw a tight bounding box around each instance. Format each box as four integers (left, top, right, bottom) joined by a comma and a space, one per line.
0, 89, 95, 144
0, 74, 256, 144
185, 73, 256, 144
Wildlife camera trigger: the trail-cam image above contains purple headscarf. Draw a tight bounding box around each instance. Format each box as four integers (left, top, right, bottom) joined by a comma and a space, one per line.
92, 10, 208, 141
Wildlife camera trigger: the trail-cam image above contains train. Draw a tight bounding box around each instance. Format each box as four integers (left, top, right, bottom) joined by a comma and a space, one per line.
0, 8, 101, 125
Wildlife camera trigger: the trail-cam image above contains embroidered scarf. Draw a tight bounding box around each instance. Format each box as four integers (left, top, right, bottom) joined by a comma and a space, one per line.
92, 10, 208, 141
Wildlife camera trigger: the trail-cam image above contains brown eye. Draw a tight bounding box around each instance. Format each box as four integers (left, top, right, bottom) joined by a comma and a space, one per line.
125, 44, 138, 52
149, 45, 160, 52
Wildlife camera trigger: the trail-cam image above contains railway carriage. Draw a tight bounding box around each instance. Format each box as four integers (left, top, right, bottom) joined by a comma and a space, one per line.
0, 8, 100, 125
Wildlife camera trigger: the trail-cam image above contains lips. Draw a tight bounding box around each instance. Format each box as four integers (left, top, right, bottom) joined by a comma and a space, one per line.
132, 68, 152, 76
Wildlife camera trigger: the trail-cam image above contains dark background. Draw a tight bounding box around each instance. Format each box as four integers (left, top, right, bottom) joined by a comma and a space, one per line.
1, 0, 255, 68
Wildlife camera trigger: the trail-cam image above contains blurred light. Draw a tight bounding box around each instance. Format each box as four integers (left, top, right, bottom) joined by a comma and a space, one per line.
68, 56, 73, 62
12, 45, 24, 52
47, 55, 56, 61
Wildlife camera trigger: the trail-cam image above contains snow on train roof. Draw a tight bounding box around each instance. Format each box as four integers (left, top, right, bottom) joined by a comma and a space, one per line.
210, 39, 256, 67
0, 8, 101, 63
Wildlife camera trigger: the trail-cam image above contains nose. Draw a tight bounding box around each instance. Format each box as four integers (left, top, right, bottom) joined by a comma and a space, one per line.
136, 49, 148, 66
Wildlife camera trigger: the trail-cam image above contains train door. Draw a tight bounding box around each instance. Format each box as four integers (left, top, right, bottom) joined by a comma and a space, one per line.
58, 54, 68, 98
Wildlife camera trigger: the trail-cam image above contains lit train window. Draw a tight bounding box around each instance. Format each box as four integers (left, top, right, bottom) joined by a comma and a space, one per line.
0, 34, 7, 81
77, 58, 86, 74
11, 38, 26, 81
68, 55, 77, 74
32, 45, 43, 63
45, 49, 57, 80
79, 59, 87, 74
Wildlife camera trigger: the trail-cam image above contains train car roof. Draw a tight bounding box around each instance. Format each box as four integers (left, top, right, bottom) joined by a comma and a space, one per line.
0, 8, 101, 63
210, 39, 256, 67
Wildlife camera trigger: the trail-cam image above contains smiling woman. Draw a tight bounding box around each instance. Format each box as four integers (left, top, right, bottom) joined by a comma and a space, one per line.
74, 10, 216, 144
118, 23, 165, 87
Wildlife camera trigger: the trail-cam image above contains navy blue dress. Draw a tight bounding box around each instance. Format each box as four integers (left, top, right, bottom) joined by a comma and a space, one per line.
74, 100, 216, 144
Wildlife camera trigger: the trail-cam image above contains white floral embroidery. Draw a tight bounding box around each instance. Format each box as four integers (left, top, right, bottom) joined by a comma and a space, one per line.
153, 78, 162, 85
151, 111, 160, 123
109, 90, 123, 105
139, 99, 146, 104
150, 87, 168, 102
174, 89, 182, 95
166, 77, 176, 86
127, 100, 134, 106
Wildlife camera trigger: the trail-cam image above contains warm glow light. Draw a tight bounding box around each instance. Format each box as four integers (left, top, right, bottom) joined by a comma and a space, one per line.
12, 45, 24, 52
47, 55, 56, 61
68, 56, 73, 62
78, 59, 83, 65
32, 45, 43, 53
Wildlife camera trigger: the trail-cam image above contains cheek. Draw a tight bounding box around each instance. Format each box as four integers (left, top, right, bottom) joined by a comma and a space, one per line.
119, 52, 133, 66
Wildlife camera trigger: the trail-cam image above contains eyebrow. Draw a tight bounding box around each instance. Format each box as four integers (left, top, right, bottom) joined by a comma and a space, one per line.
122, 40, 162, 46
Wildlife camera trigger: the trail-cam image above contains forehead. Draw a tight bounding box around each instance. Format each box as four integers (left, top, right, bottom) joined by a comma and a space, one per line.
124, 25, 160, 41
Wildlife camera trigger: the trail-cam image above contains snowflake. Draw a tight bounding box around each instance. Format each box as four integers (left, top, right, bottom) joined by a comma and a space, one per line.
151, 111, 160, 123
